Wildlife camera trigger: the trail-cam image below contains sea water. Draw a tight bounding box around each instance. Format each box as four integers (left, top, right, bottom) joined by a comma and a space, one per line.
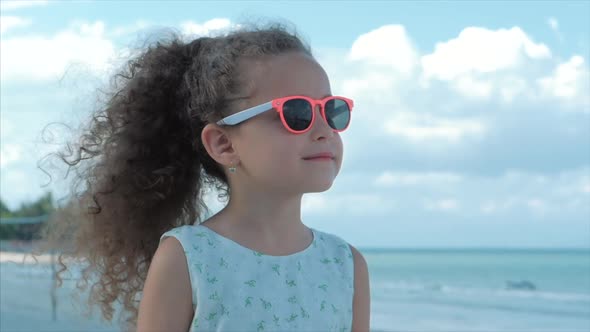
1, 249, 589, 331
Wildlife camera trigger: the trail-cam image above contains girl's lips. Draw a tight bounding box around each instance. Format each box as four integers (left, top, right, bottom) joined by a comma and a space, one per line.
303, 156, 334, 161
303, 152, 335, 160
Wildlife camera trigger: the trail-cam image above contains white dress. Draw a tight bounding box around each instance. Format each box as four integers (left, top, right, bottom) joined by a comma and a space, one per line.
159, 223, 355, 331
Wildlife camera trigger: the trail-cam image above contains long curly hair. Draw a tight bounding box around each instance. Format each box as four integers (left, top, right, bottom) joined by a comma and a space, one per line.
33, 22, 311, 331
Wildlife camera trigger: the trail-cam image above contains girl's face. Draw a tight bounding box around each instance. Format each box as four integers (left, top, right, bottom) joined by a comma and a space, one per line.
231, 52, 344, 194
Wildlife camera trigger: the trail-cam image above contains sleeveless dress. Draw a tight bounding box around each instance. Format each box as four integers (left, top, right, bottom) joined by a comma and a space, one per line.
159, 223, 355, 332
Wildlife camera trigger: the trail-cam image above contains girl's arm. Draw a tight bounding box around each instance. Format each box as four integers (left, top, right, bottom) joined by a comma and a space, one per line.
350, 245, 371, 332
137, 237, 194, 332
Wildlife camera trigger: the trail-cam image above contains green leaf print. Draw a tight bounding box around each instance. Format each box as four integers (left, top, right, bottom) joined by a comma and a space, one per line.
320, 300, 326, 311
319, 235, 325, 241
245, 296, 253, 307
196, 232, 207, 238
259, 298, 272, 310
253, 251, 263, 257
297, 261, 302, 271
207, 238, 215, 247
331, 304, 339, 314
244, 280, 256, 287
209, 291, 220, 301
320, 258, 332, 264
333, 257, 343, 265
285, 279, 296, 287
287, 296, 297, 304
205, 312, 217, 321
207, 276, 218, 284
257, 320, 265, 332
338, 243, 348, 249
219, 257, 228, 268
300, 306, 309, 319
286, 313, 298, 322
318, 284, 328, 292
273, 314, 280, 327
220, 304, 229, 316
271, 264, 281, 276
194, 262, 203, 274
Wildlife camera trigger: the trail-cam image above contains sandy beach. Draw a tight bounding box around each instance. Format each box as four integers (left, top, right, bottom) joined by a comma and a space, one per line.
0, 251, 56, 264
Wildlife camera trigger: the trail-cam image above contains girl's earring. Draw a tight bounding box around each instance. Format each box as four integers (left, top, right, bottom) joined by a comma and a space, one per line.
228, 163, 237, 173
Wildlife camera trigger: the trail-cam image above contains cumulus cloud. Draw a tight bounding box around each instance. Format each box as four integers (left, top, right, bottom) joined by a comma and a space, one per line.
0, 16, 32, 34
384, 112, 486, 143
348, 24, 418, 76
181, 18, 234, 38
0, 0, 48, 11
538, 55, 590, 104
422, 26, 551, 81
1, 21, 116, 82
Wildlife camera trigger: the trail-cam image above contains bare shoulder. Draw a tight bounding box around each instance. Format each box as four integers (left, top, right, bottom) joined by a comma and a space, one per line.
137, 236, 194, 332
348, 244, 371, 332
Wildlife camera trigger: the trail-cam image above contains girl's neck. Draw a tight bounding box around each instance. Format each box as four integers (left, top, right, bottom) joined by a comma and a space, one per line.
201, 192, 310, 255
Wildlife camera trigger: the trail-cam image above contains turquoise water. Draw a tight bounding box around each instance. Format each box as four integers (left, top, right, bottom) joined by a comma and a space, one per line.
366, 248, 590, 331
1, 249, 589, 331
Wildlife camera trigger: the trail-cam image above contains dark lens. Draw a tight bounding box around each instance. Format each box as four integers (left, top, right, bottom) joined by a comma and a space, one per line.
283, 98, 313, 131
325, 99, 351, 130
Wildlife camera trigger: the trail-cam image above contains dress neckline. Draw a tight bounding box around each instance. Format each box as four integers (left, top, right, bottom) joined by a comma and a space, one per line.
194, 223, 317, 259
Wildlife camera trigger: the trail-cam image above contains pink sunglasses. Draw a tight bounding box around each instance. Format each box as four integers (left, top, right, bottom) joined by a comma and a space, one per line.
217, 95, 354, 134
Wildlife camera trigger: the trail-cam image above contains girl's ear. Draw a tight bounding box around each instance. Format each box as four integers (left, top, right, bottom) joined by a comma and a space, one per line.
201, 123, 239, 166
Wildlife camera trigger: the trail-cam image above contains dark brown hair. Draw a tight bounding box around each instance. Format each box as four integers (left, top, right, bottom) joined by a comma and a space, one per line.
34, 22, 311, 331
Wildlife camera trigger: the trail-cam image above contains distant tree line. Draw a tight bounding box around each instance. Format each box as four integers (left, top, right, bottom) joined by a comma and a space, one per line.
0, 192, 55, 240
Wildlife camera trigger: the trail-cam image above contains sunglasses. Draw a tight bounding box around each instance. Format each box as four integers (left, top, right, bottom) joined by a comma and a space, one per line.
216, 95, 354, 134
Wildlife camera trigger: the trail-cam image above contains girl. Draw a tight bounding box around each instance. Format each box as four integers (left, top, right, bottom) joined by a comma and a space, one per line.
38, 23, 369, 332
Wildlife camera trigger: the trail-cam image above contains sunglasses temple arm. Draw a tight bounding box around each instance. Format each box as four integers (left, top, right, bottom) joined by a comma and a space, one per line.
216, 101, 274, 126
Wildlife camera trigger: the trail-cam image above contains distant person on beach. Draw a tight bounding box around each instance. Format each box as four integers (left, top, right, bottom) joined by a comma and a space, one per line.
38, 22, 370, 332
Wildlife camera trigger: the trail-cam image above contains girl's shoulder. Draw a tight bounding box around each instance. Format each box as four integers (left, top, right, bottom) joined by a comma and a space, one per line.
311, 228, 354, 256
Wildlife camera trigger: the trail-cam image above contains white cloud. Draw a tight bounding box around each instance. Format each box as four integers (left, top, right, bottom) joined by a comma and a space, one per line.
180, 18, 234, 38
302, 193, 329, 213
0, 0, 48, 11
421, 26, 551, 81
548, 17, 559, 32
452, 75, 493, 98
348, 24, 418, 75
1, 21, 116, 82
384, 112, 486, 142
538, 55, 590, 103
0, 16, 32, 34
425, 198, 460, 211
526, 198, 549, 217
110, 20, 151, 37
0, 143, 22, 168
374, 171, 463, 187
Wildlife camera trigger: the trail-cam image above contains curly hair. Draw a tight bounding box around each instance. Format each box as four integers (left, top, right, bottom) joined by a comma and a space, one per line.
33, 22, 311, 331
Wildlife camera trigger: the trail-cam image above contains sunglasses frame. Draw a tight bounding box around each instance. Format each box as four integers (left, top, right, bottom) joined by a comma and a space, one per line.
216, 95, 354, 134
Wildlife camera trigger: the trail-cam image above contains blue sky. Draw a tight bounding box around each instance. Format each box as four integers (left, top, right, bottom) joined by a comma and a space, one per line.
1, 0, 589, 248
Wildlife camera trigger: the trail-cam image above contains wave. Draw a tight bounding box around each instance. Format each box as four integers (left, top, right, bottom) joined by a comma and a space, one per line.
378, 280, 590, 303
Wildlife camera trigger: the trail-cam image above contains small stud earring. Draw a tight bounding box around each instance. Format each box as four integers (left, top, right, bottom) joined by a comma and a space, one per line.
228, 163, 237, 173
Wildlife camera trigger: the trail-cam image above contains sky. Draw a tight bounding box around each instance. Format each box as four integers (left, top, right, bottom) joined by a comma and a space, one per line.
1, 0, 589, 248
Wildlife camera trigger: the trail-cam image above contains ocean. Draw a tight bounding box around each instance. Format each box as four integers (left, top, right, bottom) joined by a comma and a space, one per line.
1, 248, 589, 332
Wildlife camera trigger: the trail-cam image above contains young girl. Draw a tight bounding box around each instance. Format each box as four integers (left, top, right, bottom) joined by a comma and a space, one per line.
39, 23, 369, 332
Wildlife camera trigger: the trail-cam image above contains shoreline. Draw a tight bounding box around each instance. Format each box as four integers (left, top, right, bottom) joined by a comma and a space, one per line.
0, 251, 56, 264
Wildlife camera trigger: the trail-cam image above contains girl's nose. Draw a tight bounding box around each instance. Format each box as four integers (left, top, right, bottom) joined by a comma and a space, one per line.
310, 105, 334, 139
